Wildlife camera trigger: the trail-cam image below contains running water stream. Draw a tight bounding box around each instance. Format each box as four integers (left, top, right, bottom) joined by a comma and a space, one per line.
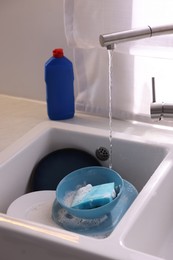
108, 49, 114, 169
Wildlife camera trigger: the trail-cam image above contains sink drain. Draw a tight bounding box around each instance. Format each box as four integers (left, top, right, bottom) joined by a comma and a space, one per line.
95, 147, 109, 161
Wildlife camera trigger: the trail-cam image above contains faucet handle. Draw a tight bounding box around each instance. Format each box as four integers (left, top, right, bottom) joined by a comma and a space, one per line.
150, 77, 163, 120
152, 77, 156, 103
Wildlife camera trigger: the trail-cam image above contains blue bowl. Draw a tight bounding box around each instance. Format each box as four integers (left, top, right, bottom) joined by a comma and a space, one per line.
55, 166, 124, 219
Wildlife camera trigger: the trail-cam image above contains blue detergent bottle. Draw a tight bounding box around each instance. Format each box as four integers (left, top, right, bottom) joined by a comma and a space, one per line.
45, 48, 75, 120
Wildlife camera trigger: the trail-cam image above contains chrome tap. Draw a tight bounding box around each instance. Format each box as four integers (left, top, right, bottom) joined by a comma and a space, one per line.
150, 77, 173, 120
100, 24, 173, 120
99, 24, 173, 50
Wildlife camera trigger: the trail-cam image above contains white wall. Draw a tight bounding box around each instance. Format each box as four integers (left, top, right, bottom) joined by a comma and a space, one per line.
0, 0, 73, 101
1, 0, 173, 121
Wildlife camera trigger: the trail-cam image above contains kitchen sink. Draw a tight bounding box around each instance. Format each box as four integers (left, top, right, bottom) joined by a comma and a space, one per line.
0, 121, 167, 213
0, 120, 171, 260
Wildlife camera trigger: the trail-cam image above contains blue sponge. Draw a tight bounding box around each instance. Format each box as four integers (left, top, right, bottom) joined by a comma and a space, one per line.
71, 182, 116, 209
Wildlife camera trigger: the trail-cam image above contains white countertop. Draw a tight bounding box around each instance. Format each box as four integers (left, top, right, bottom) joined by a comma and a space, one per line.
0, 95, 47, 152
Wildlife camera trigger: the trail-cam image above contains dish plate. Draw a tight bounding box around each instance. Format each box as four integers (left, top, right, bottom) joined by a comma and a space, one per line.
7, 190, 58, 228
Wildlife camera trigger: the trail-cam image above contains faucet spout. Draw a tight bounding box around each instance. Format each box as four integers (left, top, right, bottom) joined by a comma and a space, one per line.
99, 24, 173, 49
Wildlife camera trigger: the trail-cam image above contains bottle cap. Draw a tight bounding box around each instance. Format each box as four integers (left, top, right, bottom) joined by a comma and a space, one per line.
53, 48, 64, 58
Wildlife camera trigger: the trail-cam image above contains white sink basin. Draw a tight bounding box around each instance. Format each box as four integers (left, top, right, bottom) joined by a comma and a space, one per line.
122, 153, 173, 260
0, 120, 171, 260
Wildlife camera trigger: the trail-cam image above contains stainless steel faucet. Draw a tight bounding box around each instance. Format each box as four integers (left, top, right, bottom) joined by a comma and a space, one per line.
151, 77, 173, 120
99, 24, 173, 50
99, 24, 173, 120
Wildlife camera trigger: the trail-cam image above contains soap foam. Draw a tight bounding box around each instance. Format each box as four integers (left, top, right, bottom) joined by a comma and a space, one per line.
63, 184, 85, 207
54, 206, 110, 238
56, 204, 108, 229
63, 190, 76, 207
